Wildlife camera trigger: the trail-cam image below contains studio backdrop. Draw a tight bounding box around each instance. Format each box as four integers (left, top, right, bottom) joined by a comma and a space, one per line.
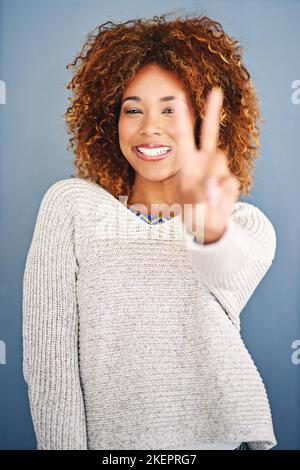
0, 0, 299, 450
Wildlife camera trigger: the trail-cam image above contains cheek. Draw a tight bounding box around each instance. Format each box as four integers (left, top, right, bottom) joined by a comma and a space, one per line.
175, 110, 194, 131
118, 119, 126, 140
118, 119, 136, 144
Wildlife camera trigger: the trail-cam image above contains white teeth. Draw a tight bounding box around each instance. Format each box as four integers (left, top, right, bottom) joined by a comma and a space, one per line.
136, 146, 171, 156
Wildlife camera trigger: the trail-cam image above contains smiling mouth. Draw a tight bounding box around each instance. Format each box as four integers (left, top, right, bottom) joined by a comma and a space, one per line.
133, 146, 173, 161
135, 146, 171, 157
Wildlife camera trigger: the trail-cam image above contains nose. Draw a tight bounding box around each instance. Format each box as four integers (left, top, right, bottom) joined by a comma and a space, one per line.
138, 115, 162, 135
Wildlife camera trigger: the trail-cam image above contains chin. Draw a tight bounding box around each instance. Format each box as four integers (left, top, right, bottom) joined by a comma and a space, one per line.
138, 166, 178, 182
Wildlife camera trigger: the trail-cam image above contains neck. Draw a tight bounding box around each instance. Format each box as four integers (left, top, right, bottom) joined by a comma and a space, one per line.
127, 175, 181, 217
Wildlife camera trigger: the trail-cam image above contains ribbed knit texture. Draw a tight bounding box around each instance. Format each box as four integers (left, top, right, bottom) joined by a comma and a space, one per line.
22, 177, 277, 450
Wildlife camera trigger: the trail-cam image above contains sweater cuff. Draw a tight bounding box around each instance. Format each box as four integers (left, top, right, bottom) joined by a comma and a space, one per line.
182, 218, 252, 282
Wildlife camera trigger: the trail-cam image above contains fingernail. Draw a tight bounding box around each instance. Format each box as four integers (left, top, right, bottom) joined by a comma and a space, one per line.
213, 87, 223, 105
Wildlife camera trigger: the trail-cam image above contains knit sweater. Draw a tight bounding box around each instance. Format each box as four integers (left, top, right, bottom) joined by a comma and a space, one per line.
22, 177, 277, 450
118, 206, 242, 450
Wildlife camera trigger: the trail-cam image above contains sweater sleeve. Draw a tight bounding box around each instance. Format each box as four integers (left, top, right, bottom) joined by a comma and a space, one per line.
182, 201, 277, 330
22, 181, 88, 450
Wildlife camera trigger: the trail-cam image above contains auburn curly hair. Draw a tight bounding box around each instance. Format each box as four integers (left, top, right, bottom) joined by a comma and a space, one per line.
64, 11, 262, 200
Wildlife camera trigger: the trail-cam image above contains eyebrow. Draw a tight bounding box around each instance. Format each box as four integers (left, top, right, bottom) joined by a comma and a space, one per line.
121, 95, 177, 105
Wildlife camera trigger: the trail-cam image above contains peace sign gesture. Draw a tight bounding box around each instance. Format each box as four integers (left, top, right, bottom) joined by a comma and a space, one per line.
177, 87, 240, 244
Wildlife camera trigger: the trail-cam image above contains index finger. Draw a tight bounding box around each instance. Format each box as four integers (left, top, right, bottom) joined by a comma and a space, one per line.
200, 87, 223, 155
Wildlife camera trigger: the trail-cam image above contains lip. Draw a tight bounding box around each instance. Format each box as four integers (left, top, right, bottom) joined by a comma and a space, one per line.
133, 146, 173, 162
135, 144, 171, 149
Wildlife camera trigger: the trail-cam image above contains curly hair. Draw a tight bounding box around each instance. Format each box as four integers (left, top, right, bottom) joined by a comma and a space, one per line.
64, 11, 262, 199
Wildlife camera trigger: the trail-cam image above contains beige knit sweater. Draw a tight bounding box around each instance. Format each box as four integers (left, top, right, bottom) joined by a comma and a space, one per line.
22, 177, 277, 450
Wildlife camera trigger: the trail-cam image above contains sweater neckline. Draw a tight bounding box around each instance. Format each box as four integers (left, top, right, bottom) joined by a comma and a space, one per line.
123, 195, 182, 229
103, 189, 182, 230
81, 179, 182, 230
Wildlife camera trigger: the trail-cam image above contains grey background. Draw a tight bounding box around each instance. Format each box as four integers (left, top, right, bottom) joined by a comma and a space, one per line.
0, 0, 299, 450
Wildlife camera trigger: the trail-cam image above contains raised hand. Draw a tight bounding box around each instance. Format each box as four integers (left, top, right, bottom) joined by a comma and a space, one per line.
176, 87, 240, 244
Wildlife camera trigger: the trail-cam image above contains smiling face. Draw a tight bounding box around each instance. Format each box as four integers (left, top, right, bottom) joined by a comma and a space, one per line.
118, 63, 196, 184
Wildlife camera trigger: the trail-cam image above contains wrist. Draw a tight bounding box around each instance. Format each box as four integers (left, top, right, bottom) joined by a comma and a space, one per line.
197, 226, 226, 245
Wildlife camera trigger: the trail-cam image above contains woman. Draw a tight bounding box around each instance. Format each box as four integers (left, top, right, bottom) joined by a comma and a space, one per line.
22, 13, 277, 450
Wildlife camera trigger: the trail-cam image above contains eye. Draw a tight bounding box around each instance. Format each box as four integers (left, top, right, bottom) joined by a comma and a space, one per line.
125, 108, 174, 114
125, 109, 141, 114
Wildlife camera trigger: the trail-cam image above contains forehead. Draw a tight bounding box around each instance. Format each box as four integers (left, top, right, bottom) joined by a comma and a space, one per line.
124, 64, 188, 98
